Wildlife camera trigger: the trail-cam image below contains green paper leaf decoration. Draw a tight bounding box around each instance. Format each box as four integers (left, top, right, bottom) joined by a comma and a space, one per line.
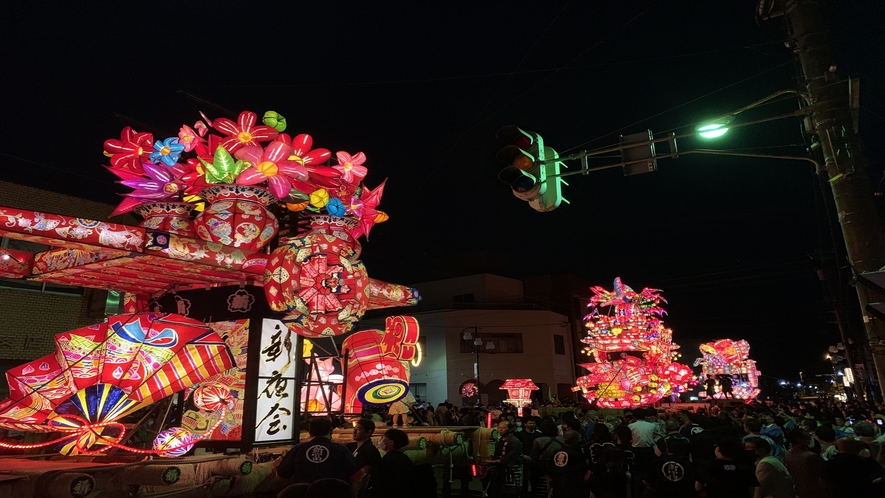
204, 147, 248, 184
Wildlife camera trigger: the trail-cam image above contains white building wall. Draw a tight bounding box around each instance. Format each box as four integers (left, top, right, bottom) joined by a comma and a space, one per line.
358, 274, 578, 408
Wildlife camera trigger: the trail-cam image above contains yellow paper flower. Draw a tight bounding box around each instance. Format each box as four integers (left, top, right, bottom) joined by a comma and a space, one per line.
309, 189, 330, 208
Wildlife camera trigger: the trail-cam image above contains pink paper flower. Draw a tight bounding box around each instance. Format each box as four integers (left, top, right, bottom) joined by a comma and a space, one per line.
213, 111, 279, 153
177, 125, 203, 152
332, 151, 368, 184
235, 142, 309, 199
351, 180, 386, 239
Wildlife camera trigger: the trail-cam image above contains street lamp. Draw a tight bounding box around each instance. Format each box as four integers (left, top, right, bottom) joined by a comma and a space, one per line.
696, 118, 731, 139
462, 327, 495, 404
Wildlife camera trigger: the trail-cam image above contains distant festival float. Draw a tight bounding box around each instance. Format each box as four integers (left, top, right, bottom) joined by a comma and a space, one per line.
575, 278, 692, 408
694, 339, 760, 400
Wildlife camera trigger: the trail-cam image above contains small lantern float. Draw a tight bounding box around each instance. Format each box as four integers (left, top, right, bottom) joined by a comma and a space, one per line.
499, 379, 538, 416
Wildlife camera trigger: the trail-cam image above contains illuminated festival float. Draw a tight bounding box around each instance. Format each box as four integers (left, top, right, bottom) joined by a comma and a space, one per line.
0, 108, 423, 467
694, 339, 761, 400
575, 278, 692, 408
499, 379, 539, 416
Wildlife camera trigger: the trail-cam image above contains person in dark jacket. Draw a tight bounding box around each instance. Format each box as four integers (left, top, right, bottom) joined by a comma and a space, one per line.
276, 417, 359, 484
369, 428, 414, 498
819, 437, 885, 498
345, 418, 381, 497
548, 430, 590, 498
486, 420, 524, 497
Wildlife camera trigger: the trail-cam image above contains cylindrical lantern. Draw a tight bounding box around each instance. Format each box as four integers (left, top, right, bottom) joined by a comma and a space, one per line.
348, 356, 410, 405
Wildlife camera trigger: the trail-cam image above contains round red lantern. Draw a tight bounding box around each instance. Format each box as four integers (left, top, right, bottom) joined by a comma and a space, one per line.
193, 184, 279, 251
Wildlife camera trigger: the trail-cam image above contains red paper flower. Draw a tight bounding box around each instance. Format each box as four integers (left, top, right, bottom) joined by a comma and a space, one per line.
104, 127, 154, 174
212, 111, 279, 153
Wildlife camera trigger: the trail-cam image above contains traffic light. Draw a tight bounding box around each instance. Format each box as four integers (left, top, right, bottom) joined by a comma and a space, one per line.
496, 125, 568, 212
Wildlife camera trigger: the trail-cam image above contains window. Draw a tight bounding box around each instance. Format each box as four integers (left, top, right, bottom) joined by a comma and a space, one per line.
460, 333, 523, 353
410, 383, 428, 402
553, 334, 565, 355
453, 293, 474, 303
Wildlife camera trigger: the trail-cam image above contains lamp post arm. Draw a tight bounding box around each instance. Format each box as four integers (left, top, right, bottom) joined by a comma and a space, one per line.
677, 149, 821, 171
547, 147, 821, 180
551, 109, 810, 166
731, 89, 808, 116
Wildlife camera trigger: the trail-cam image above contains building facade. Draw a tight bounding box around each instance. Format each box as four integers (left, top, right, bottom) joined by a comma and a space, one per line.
360, 273, 581, 407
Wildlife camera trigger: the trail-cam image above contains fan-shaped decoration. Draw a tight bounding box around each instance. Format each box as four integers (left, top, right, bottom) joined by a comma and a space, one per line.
0, 313, 236, 456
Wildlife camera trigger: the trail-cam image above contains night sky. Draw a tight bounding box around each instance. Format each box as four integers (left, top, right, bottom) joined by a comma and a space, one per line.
2, 1, 884, 382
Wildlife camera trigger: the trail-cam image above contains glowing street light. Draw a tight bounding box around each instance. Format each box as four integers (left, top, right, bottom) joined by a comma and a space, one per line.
696, 118, 731, 139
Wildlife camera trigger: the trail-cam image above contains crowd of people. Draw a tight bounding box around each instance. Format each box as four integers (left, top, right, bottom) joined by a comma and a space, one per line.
485, 397, 885, 498
270, 397, 885, 498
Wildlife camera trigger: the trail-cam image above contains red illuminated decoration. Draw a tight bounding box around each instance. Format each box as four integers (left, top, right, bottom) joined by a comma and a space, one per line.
342, 316, 420, 413
0, 313, 234, 456
0, 107, 419, 318
500, 379, 538, 414
460, 381, 479, 398
694, 339, 761, 400
0, 107, 423, 455
575, 278, 692, 408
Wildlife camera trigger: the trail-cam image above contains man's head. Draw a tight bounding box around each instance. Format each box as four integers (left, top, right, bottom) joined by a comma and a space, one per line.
714, 438, 744, 460
814, 425, 836, 444
379, 428, 409, 452
352, 418, 375, 442
523, 417, 537, 432
835, 437, 865, 455
632, 408, 646, 420
563, 429, 581, 448
852, 420, 875, 438
497, 420, 513, 437
665, 419, 680, 433
787, 429, 811, 449
744, 436, 771, 459
614, 425, 632, 445
308, 417, 333, 438
743, 417, 762, 434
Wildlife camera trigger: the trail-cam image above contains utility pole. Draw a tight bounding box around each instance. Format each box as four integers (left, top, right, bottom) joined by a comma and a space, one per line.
773, 0, 885, 394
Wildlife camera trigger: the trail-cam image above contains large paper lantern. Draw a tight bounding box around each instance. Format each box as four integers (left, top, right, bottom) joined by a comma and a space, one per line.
342, 316, 419, 412
265, 215, 369, 338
